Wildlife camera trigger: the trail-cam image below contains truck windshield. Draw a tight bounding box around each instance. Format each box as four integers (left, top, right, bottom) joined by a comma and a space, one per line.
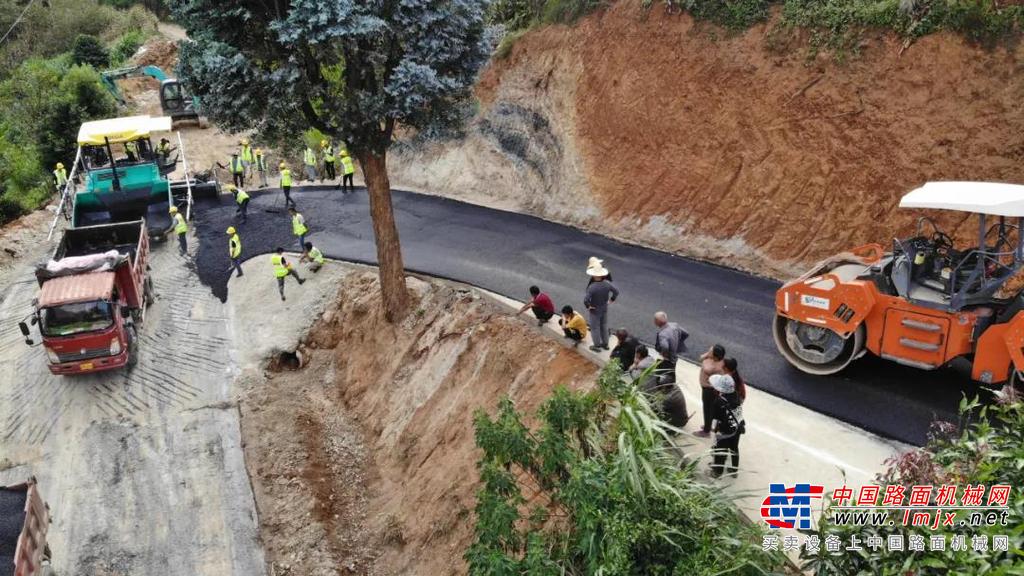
40, 300, 113, 337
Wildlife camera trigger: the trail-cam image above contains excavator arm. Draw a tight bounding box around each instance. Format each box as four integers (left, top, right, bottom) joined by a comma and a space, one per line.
100, 65, 171, 106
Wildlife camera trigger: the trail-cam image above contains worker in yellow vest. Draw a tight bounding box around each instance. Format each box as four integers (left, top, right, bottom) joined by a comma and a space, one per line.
239, 139, 254, 179
288, 206, 308, 252
254, 148, 268, 188
339, 150, 356, 194
218, 152, 245, 188
302, 145, 318, 182
228, 184, 250, 223
301, 241, 325, 273
227, 226, 243, 278
271, 246, 304, 301
170, 205, 188, 255
279, 162, 295, 208
53, 163, 68, 192
321, 140, 336, 181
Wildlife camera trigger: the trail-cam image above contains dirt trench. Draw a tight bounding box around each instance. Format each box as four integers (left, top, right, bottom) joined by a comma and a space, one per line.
240, 273, 598, 575
390, 0, 1024, 280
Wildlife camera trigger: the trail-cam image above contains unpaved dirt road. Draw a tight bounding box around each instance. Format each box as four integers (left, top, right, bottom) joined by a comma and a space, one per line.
0, 234, 266, 575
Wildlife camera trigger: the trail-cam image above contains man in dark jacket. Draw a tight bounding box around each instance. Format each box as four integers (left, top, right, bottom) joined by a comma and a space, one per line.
584, 260, 619, 352
653, 311, 688, 385
610, 328, 638, 369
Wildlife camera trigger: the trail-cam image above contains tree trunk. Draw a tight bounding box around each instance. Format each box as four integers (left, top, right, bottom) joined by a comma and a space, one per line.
360, 152, 408, 321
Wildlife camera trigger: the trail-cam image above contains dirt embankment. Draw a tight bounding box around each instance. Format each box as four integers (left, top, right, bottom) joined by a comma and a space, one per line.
391, 0, 1024, 279
241, 273, 597, 575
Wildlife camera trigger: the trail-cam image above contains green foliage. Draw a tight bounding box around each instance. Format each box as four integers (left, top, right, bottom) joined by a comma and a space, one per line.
0, 59, 116, 221
802, 395, 1024, 575
72, 34, 111, 69
110, 30, 146, 66
468, 363, 786, 574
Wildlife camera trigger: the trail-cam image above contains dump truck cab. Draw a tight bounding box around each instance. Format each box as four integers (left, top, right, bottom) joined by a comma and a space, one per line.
21, 220, 151, 375
73, 116, 175, 237
774, 182, 1024, 386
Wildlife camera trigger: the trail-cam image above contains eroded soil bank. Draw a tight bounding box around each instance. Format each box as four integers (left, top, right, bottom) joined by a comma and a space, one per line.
240, 272, 597, 575
391, 0, 1024, 279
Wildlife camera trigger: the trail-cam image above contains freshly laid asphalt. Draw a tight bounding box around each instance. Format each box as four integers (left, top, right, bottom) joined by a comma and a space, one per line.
193, 185, 979, 445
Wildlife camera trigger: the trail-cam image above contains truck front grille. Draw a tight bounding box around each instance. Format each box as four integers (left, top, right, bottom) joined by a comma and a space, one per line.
57, 346, 110, 363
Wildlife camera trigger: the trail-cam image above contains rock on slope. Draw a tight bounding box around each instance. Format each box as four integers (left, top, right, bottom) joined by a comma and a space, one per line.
241, 272, 597, 575
390, 0, 1024, 279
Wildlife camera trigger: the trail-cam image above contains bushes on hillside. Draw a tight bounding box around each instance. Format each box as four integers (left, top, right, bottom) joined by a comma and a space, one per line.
467, 364, 786, 574
72, 34, 111, 69
0, 60, 116, 220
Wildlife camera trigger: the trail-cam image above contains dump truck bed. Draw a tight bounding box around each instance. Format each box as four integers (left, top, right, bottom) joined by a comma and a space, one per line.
41, 220, 149, 309
0, 487, 24, 576
0, 480, 48, 576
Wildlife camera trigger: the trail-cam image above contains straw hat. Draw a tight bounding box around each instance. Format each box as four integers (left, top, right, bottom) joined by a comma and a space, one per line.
586, 256, 609, 277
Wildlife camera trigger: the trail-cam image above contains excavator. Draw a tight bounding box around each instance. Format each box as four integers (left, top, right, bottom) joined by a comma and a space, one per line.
774, 182, 1024, 390
100, 65, 204, 127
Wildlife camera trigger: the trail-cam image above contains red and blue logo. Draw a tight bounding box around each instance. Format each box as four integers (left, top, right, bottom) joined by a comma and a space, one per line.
760, 484, 824, 529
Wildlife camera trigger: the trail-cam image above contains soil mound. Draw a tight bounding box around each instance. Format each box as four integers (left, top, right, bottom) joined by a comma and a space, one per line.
241, 273, 597, 575
391, 0, 1024, 279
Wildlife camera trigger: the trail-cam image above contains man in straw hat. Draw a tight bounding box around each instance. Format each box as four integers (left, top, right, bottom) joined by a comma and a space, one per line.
584, 256, 619, 352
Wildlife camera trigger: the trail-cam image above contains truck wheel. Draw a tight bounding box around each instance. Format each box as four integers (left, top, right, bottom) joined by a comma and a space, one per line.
126, 326, 139, 368
773, 314, 865, 376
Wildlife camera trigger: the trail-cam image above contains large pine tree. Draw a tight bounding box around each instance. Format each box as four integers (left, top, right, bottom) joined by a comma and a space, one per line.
172, 0, 492, 320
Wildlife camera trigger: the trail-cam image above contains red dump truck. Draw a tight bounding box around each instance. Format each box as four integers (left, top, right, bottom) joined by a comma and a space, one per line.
0, 478, 53, 576
19, 220, 152, 375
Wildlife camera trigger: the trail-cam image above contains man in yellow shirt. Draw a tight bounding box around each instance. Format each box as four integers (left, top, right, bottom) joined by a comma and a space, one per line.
558, 305, 588, 348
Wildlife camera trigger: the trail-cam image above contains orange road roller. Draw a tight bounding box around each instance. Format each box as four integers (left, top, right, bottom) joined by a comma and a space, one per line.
774, 182, 1024, 388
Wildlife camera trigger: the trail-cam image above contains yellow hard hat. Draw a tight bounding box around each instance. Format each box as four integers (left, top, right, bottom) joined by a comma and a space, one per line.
340, 150, 349, 157
279, 162, 287, 169
226, 226, 236, 235
169, 206, 178, 214
254, 148, 263, 155
320, 139, 327, 146
240, 138, 249, 145
56, 162, 64, 169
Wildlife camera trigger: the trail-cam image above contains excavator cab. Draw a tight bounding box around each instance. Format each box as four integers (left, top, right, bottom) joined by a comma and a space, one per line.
774, 182, 1024, 386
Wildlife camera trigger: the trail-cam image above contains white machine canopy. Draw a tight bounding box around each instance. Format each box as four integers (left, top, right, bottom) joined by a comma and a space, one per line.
899, 182, 1024, 217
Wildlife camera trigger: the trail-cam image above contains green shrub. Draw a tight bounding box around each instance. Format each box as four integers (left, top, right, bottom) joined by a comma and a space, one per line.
467, 364, 787, 574
802, 395, 1024, 574
71, 34, 110, 68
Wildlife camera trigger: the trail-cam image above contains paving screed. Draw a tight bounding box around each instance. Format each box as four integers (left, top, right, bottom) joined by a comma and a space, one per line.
193, 185, 980, 445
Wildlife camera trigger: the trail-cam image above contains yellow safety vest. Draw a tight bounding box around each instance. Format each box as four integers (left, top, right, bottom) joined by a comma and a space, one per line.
173, 213, 188, 235
303, 148, 316, 166
323, 146, 335, 163
230, 156, 244, 174
235, 189, 250, 204
309, 246, 324, 264
229, 234, 242, 259
280, 168, 292, 187
271, 254, 288, 278
255, 154, 266, 171
341, 156, 355, 175
157, 142, 171, 156
292, 214, 308, 236
53, 167, 67, 186
240, 145, 254, 162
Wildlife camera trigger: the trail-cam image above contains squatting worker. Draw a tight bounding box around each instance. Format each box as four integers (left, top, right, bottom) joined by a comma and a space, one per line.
559, 305, 588, 348
279, 163, 295, 208
584, 257, 619, 352
170, 206, 188, 256
301, 242, 324, 272
289, 206, 308, 252
227, 227, 243, 278
516, 285, 555, 326
271, 247, 305, 301
339, 150, 355, 193
230, 185, 250, 223
695, 344, 726, 438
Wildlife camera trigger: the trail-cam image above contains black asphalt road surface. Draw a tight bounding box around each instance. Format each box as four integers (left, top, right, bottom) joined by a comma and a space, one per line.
193, 185, 980, 445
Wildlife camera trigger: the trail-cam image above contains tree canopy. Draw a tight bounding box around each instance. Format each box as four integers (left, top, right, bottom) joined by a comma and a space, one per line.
172, 0, 492, 157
